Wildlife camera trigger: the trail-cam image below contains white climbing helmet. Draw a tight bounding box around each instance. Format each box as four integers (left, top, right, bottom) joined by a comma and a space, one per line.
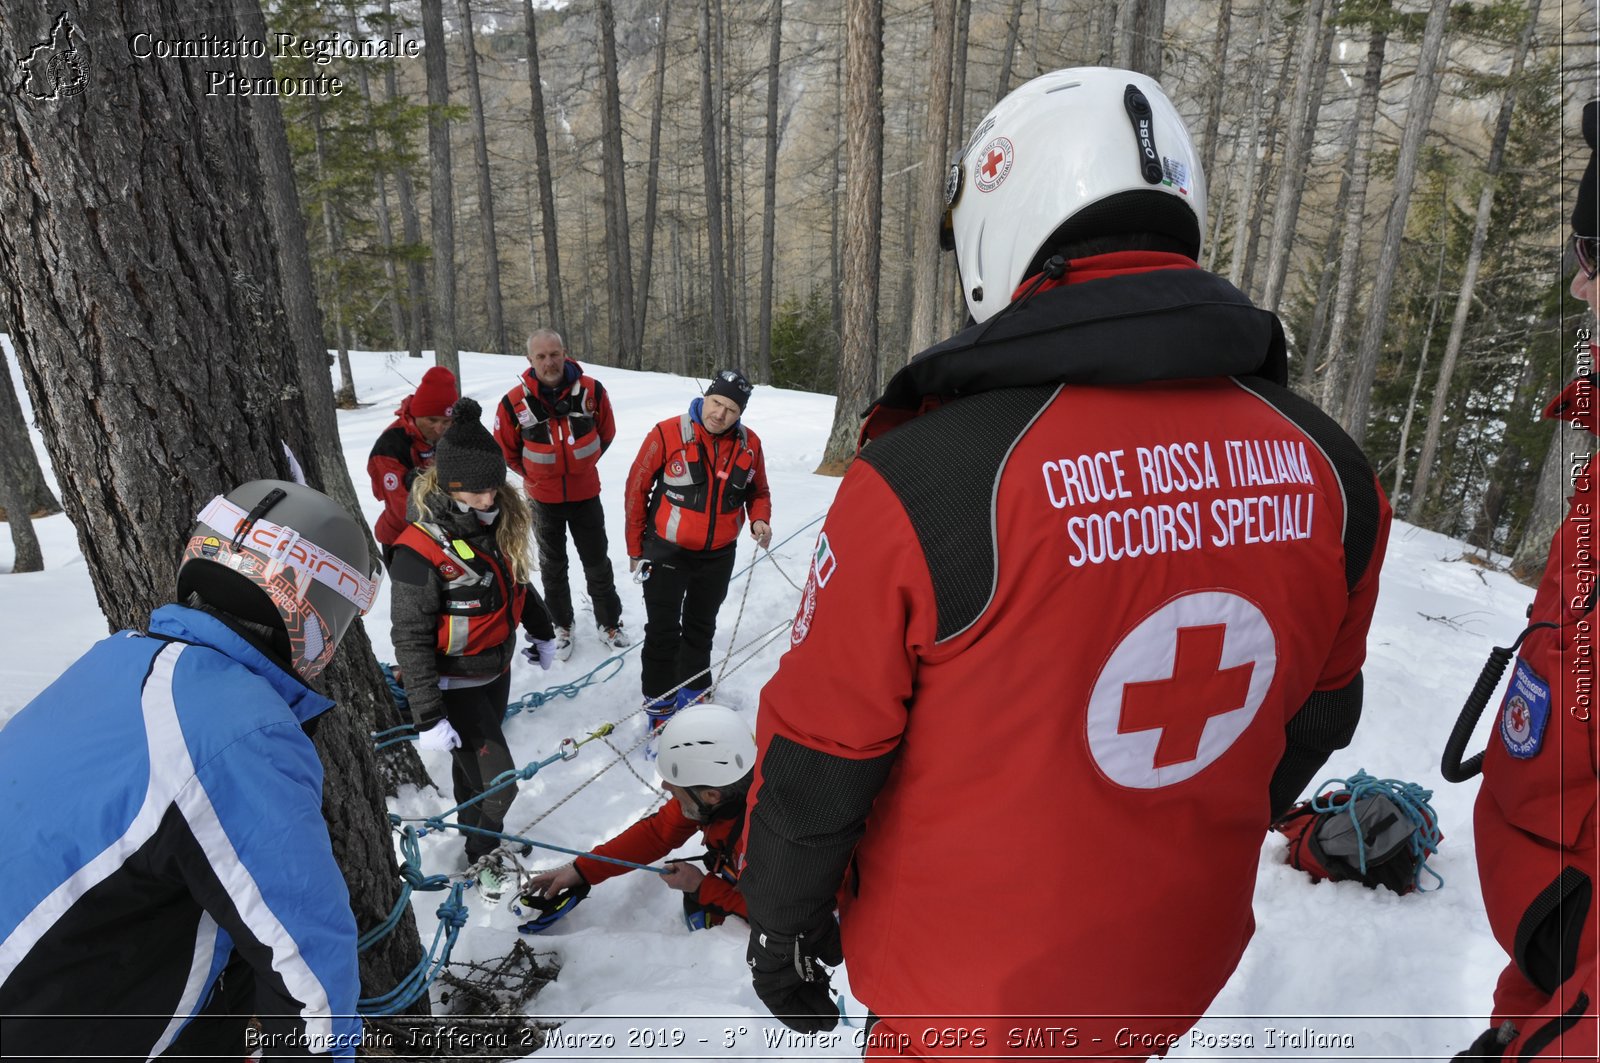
656, 704, 757, 789
943, 66, 1207, 323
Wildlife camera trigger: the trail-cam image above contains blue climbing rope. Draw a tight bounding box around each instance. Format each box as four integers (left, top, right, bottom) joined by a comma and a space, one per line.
358, 827, 451, 953
1310, 770, 1445, 891
357, 881, 469, 1015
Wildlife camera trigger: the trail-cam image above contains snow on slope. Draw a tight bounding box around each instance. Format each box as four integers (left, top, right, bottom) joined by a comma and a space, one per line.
0, 343, 1534, 1060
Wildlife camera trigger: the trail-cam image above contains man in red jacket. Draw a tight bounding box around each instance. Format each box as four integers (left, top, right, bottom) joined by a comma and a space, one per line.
493, 329, 627, 660
368, 365, 456, 564
624, 371, 772, 723
741, 68, 1391, 1053
1455, 100, 1599, 1062
522, 705, 754, 929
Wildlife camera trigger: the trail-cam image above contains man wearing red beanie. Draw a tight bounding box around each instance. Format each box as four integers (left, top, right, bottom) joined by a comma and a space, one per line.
368, 365, 458, 564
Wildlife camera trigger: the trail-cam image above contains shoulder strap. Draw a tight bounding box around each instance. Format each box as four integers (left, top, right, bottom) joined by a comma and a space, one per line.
1229, 376, 1381, 593
859, 385, 1058, 643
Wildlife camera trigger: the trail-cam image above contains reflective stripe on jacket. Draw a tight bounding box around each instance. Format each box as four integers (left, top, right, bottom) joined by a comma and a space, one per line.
394, 520, 526, 660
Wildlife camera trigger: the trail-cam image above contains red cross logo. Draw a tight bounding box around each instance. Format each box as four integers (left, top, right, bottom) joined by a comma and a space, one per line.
1085, 591, 1276, 789
982, 149, 1005, 179
974, 137, 1013, 192
1117, 625, 1255, 768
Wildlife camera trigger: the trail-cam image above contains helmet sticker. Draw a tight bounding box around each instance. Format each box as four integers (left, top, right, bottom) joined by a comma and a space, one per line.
973, 137, 1014, 193
1162, 156, 1190, 196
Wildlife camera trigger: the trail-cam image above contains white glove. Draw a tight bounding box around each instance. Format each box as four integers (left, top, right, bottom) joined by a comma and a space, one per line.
416, 719, 461, 751
523, 639, 557, 671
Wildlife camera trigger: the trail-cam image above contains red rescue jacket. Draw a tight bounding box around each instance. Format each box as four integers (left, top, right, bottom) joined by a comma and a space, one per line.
575, 799, 746, 922
393, 519, 527, 661
625, 409, 772, 559
493, 363, 615, 504
1472, 374, 1599, 1061
367, 397, 438, 546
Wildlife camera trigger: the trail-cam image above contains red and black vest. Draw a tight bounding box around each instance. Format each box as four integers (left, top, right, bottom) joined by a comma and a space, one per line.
502, 373, 606, 502
651, 415, 758, 553
393, 520, 526, 660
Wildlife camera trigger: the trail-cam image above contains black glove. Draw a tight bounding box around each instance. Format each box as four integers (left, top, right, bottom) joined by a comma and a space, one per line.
746, 918, 843, 1034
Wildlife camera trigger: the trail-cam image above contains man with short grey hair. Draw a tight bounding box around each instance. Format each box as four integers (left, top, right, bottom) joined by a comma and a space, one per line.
493, 329, 627, 658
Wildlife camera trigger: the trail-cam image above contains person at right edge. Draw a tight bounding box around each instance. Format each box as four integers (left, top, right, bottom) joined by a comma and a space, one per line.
740, 68, 1392, 1054
1454, 101, 1600, 1062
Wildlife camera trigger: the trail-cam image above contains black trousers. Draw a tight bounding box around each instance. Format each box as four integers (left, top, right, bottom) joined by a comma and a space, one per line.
532, 496, 623, 630
639, 548, 736, 701
442, 669, 516, 862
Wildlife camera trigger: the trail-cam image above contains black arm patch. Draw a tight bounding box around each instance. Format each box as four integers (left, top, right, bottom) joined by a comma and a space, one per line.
859, 385, 1058, 642
1269, 672, 1364, 817
743, 734, 897, 932
1230, 376, 1382, 593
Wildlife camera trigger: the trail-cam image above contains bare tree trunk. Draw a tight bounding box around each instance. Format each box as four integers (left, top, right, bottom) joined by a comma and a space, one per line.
636, 0, 672, 358
996, 0, 1025, 103
944, 0, 973, 336
0, 0, 424, 1005
1511, 424, 1588, 582
524, 0, 565, 339
820, 0, 883, 471
1121, 0, 1167, 79
700, 0, 731, 369
381, 0, 426, 360
717, 0, 742, 370
597, 0, 638, 368
830, 48, 844, 338
1392, 223, 1450, 502
1342, 0, 1451, 445
1260, 0, 1333, 314
1198, 0, 1233, 188
907, 0, 957, 359
0, 338, 43, 571
1097, 0, 1120, 67
1408, 0, 1541, 519
341, 6, 406, 350
310, 99, 357, 407
1318, 15, 1388, 417
0, 340, 61, 521
457, 0, 507, 357
756, 0, 783, 383
421, 0, 459, 374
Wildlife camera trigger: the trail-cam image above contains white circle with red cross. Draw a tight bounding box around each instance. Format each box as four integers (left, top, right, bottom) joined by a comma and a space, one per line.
974, 136, 1014, 192
1086, 591, 1277, 789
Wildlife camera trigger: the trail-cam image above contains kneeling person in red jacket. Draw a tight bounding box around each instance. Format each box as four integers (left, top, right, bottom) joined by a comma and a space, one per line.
522, 705, 754, 929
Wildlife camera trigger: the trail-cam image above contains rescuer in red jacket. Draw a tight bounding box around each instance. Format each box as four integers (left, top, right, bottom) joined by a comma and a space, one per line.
740, 68, 1391, 1053
624, 372, 772, 725
368, 365, 457, 564
522, 705, 755, 929
492, 329, 628, 660
1454, 100, 1599, 1062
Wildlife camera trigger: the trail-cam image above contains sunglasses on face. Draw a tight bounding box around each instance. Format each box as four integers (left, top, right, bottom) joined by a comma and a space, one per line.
1573, 233, 1600, 280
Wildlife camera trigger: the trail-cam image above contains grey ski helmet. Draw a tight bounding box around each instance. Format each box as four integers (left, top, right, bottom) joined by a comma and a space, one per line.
176, 480, 380, 681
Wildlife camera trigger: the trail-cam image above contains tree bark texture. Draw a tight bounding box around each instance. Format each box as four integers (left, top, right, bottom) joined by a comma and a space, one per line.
0, 337, 43, 571
820, 0, 883, 471
309, 98, 356, 406
636, 0, 672, 364
0, 338, 60, 522
1121, 0, 1167, 80
597, 0, 638, 368
700, 0, 731, 371
756, 0, 783, 383
524, 0, 566, 340
944, 0, 972, 336
1259, 0, 1331, 314
421, 0, 458, 374
906, 0, 957, 361
1408, 0, 1541, 521
1342, 0, 1451, 445
457, 0, 508, 357
382, 0, 426, 360
0, 0, 425, 1007
1197, 0, 1232, 195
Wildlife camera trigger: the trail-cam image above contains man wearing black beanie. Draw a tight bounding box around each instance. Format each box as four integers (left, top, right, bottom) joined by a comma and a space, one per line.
1455, 100, 1599, 1061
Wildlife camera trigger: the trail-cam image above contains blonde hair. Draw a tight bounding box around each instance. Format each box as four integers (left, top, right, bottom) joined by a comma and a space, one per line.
410, 466, 536, 584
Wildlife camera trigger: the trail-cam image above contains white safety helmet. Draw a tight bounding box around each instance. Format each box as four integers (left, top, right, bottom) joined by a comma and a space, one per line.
656, 704, 757, 789
943, 67, 1206, 323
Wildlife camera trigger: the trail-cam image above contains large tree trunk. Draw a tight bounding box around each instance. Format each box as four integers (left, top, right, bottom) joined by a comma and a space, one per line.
0, 338, 60, 522
0, 0, 425, 1009
0, 338, 43, 572
420, 0, 459, 375
1121, 0, 1167, 79
1318, 15, 1388, 417
1408, 0, 1541, 520
700, 0, 731, 369
906, 0, 957, 360
636, 0, 672, 362
457, 0, 507, 357
1197, 0, 1233, 192
597, 0, 638, 369
1259, 0, 1333, 314
382, 0, 427, 360
1342, 0, 1451, 445
1510, 423, 1587, 583
524, 0, 566, 339
756, 0, 783, 383
819, 0, 883, 471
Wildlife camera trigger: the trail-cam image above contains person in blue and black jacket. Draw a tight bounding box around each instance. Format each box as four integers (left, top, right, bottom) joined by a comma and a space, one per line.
0, 479, 381, 1059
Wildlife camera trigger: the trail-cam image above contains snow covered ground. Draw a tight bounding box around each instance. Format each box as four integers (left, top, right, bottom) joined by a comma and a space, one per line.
0, 343, 1538, 1060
